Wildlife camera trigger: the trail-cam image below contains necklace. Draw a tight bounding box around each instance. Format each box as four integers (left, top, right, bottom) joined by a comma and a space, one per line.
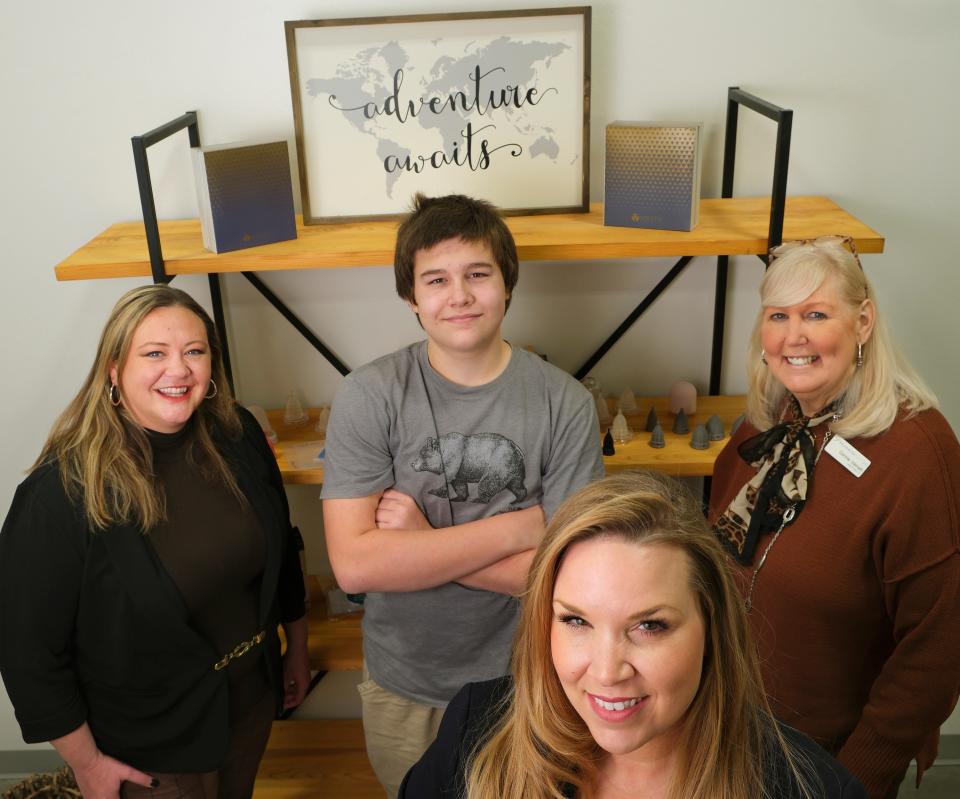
744, 417, 837, 613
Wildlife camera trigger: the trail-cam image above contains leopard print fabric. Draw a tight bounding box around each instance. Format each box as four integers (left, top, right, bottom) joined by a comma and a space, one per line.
714, 398, 837, 564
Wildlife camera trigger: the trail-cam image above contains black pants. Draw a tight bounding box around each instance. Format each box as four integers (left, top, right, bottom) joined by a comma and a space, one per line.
120, 688, 276, 799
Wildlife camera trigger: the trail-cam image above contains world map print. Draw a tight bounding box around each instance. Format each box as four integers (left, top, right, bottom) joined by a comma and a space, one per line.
303, 36, 572, 198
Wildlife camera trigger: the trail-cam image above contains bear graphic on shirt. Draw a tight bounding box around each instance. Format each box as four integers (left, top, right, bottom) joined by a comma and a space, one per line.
411, 432, 527, 504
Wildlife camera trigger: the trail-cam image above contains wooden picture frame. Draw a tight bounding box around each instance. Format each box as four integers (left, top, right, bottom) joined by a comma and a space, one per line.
285, 7, 591, 224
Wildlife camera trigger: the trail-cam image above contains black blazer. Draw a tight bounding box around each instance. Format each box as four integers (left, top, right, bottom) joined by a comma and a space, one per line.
0, 407, 306, 772
399, 676, 869, 799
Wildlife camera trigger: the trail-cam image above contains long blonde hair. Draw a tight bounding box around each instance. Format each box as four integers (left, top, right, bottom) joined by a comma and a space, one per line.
746, 238, 936, 438
467, 471, 817, 799
33, 284, 242, 530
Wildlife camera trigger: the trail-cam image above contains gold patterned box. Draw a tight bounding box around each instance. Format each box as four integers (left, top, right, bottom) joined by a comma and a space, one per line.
604, 122, 702, 231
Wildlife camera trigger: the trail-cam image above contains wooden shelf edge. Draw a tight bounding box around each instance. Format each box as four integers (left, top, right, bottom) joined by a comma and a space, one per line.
54, 197, 884, 281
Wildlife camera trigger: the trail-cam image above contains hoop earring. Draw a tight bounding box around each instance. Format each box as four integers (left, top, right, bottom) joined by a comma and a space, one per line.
205, 379, 218, 399
856, 342, 864, 368
108, 383, 121, 406
760, 349, 767, 365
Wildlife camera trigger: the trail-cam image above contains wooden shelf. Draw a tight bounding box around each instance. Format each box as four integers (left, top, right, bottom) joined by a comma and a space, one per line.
267, 408, 329, 486
266, 396, 745, 484
600, 394, 745, 477
55, 197, 883, 281
285, 576, 362, 672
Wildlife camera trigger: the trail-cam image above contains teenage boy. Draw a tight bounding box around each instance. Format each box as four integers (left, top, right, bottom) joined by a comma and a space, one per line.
321, 193, 603, 797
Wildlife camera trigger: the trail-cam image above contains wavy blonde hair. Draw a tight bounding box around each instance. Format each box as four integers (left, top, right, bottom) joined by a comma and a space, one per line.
33, 285, 242, 530
746, 238, 936, 438
467, 471, 818, 799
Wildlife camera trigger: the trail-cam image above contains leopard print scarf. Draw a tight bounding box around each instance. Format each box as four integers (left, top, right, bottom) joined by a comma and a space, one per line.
714, 397, 838, 565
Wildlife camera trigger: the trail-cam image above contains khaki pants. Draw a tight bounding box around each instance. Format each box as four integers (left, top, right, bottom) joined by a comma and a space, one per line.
358, 669, 445, 799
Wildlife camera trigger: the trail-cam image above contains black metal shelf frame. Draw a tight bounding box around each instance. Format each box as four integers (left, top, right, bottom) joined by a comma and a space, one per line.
707, 87, 792, 395
132, 111, 351, 389
132, 111, 235, 386
573, 87, 792, 391
133, 87, 792, 397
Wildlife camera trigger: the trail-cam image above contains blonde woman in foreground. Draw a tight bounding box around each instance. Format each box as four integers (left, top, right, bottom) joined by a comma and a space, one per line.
400, 471, 866, 799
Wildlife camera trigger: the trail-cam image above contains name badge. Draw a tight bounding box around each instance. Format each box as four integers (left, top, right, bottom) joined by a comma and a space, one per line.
825, 435, 871, 477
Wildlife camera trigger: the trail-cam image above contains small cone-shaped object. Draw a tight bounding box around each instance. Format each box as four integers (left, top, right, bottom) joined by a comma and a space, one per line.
645, 406, 659, 432
602, 428, 616, 456
690, 424, 709, 450
283, 389, 309, 425
595, 394, 611, 424
611, 410, 633, 443
649, 424, 665, 448
582, 376, 600, 396
618, 387, 637, 412
731, 413, 746, 437
672, 408, 689, 435
706, 414, 725, 440
315, 405, 331, 434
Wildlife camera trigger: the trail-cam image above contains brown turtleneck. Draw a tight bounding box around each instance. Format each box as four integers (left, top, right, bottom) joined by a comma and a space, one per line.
147, 424, 269, 720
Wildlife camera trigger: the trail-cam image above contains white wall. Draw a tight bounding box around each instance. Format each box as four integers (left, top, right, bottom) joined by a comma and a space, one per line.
2, 0, 958, 750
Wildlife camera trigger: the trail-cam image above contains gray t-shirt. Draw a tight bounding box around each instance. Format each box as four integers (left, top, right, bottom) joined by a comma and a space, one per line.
322, 341, 603, 705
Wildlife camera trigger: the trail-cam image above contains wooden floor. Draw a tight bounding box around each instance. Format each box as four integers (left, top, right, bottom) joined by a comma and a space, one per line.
254, 718, 382, 799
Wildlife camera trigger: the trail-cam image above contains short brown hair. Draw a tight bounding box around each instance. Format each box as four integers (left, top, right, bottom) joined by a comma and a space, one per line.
394, 193, 520, 312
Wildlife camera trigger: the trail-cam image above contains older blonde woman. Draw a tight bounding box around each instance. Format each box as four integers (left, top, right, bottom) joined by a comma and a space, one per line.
710, 236, 960, 799
401, 471, 865, 799
0, 285, 309, 798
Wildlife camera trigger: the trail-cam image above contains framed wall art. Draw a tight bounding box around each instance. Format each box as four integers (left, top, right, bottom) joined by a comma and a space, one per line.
285, 7, 591, 224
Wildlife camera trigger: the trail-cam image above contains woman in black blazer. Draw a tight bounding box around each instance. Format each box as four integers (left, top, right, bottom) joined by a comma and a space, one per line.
0, 285, 309, 799
400, 472, 867, 799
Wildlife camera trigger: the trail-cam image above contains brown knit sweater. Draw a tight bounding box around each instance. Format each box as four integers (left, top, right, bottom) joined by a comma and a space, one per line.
710, 408, 960, 799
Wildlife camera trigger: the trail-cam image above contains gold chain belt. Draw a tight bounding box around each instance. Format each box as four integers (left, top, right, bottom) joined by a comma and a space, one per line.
213, 630, 266, 671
